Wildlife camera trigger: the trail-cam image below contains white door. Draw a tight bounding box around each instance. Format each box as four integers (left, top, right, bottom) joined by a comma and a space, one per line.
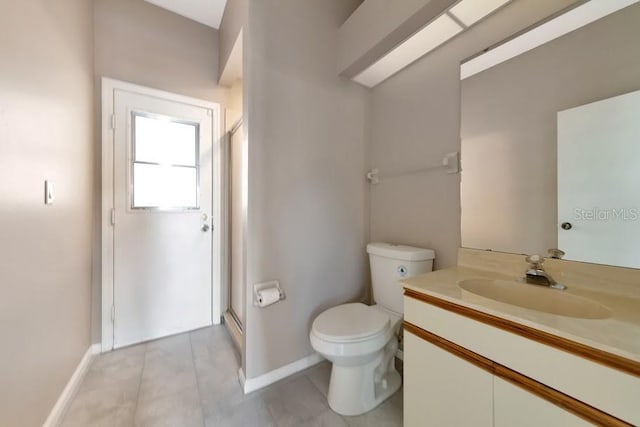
112, 89, 214, 348
558, 89, 640, 268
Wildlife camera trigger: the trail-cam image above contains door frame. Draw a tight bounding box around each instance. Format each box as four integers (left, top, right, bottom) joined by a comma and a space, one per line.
101, 78, 223, 352
225, 118, 245, 329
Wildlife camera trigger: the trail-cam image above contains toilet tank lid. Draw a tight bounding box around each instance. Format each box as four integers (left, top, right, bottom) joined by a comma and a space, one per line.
367, 243, 435, 261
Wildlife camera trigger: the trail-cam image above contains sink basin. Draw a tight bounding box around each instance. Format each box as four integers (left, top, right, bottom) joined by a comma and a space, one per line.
458, 279, 612, 319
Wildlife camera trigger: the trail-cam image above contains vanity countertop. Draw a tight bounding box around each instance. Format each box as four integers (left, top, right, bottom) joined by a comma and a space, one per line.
401, 265, 640, 365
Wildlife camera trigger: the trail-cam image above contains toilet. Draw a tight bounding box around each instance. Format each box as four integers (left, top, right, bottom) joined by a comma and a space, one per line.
309, 242, 435, 416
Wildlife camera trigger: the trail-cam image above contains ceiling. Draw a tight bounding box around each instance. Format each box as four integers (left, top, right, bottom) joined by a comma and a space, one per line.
144, 0, 228, 29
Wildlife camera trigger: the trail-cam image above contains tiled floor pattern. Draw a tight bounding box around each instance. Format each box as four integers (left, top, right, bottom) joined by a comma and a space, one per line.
61, 325, 402, 426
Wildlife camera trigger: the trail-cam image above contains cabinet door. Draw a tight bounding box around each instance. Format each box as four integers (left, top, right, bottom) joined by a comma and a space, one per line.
404, 332, 493, 427
494, 377, 591, 427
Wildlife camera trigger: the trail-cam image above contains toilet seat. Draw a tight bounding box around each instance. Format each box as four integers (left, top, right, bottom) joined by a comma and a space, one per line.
309, 302, 402, 416
312, 303, 390, 343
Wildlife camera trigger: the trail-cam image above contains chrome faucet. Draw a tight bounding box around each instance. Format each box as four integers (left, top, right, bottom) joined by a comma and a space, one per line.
524, 255, 567, 290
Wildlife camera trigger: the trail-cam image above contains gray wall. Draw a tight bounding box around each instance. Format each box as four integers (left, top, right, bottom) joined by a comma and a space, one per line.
244, 0, 370, 378
0, 1, 94, 425
92, 0, 230, 343
461, 4, 640, 257
219, 0, 247, 82
368, 0, 579, 270
94, 0, 227, 103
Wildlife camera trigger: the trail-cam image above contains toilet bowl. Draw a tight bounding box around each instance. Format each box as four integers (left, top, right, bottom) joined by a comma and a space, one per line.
310, 302, 402, 416
309, 243, 435, 416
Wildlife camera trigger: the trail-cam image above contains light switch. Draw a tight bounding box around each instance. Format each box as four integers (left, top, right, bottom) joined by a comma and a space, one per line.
45, 180, 54, 205
442, 152, 460, 174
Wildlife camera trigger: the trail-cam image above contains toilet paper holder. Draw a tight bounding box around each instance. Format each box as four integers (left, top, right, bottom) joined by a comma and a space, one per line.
253, 280, 286, 307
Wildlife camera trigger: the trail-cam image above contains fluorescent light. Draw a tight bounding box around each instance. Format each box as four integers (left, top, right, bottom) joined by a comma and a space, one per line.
449, 0, 511, 27
460, 0, 640, 80
354, 14, 463, 88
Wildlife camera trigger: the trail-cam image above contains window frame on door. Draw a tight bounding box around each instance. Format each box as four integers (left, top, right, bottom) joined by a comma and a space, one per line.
129, 110, 202, 211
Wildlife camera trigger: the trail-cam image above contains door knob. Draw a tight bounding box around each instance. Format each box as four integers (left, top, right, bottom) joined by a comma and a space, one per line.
201, 224, 210, 232
561, 222, 572, 230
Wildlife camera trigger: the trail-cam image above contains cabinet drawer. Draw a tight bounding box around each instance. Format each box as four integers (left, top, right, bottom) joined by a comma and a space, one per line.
404, 293, 640, 425
404, 332, 493, 427
494, 377, 590, 427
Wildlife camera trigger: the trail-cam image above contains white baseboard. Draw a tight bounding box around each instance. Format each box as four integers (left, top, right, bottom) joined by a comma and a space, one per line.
240, 353, 324, 394
91, 343, 101, 354
238, 367, 246, 390
42, 344, 100, 427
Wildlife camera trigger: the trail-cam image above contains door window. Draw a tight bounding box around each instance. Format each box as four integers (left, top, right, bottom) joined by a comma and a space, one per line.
131, 112, 199, 209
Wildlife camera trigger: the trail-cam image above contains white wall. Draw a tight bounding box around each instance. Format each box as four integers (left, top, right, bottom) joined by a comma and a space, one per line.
244, 0, 370, 378
219, 0, 247, 83
0, 1, 94, 425
226, 79, 243, 127
368, 0, 580, 270
94, 0, 227, 103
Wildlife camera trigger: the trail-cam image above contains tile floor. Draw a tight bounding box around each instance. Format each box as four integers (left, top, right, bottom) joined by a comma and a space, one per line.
61, 325, 403, 427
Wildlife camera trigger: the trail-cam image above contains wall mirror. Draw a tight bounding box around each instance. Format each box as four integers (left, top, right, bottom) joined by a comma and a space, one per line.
460, 2, 640, 269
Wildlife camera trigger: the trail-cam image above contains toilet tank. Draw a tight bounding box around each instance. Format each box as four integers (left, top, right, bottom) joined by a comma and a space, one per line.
367, 243, 435, 315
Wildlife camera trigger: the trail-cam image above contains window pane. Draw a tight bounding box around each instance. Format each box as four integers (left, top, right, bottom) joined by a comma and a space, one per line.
133, 163, 198, 209
134, 115, 197, 166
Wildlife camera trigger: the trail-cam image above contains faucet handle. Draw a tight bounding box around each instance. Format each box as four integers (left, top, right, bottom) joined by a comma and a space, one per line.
547, 248, 565, 259
525, 254, 545, 269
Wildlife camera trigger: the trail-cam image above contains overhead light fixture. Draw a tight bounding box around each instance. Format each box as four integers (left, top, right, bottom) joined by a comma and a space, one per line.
449, 0, 512, 27
461, 0, 640, 79
352, 0, 514, 88
354, 14, 463, 88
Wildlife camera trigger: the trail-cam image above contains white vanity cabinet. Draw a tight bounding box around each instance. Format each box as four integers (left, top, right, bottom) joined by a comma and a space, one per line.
493, 377, 589, 427
404, 331, 590, 427
403, 291, 638, 427
404, 332, 493, 426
